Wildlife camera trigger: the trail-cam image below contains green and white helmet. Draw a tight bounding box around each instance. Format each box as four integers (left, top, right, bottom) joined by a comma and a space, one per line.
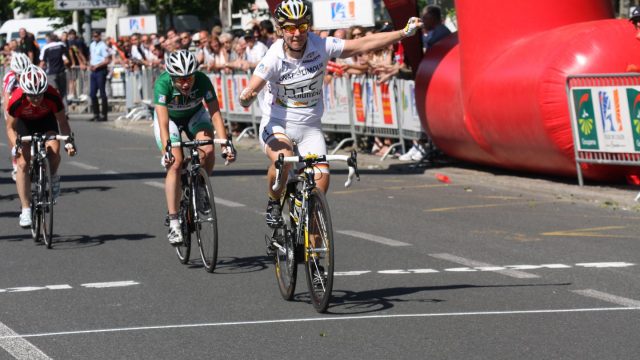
165, 50, 198, 77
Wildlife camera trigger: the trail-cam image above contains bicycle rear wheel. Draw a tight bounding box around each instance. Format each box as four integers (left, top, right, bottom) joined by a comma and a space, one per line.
274, 183, 298, 300
175, 187, 192, 264
29, 163, 41, 242
304, 188, 334, 313
193, 168, 218, 273
40, 158, 54, 249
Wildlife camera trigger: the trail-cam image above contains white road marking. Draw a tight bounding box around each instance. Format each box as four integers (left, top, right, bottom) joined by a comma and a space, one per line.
0, 321, 51, 359
214, 198, 246, 208
572, 289, 640, 307
2, 307, 638, 339
334, 271, 371, 276
429, 253, 539, 279
67, 161, 99, 170
144, 181, 165, 189
81, 281, 139, 288
337, 230, 411, 247
575, 262, 635, 268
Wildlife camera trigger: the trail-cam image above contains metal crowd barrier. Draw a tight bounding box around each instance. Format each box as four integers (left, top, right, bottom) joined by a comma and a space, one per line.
2, 62, 425, 158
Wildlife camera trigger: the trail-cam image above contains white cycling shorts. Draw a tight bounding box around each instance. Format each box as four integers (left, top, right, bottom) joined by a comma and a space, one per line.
259, 117, 329, 172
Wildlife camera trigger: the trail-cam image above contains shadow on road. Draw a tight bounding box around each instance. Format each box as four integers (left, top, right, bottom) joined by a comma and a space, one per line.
320, 282, 572, 315
50, 233, 155, 249
213, 255, 270, 274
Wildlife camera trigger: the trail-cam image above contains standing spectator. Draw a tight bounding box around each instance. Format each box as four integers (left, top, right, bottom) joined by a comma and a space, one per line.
219, 33, 234, 73
67, 29, 88, 101
421, 5, 452, 52
129, 33, 148, 67
17, 28, 39, 63
179, 32, 192, 50
258, 20, 277, 47
244, 29, 268, 69
195, 30, 214, 67
39, 33, 69, 106
89, 30, 111, 122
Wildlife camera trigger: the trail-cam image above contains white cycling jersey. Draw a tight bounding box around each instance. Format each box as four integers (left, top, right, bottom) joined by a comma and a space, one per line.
253, 32, 345, 125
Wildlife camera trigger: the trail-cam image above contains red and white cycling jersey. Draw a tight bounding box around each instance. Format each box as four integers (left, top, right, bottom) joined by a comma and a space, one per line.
7, 86, 64, 120
3, 70, 18, 95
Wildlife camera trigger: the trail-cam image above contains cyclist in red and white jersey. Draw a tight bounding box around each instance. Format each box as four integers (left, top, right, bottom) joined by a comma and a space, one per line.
3, 53, 32, 181
239, 0, 422, 234
5, 65, 76, 228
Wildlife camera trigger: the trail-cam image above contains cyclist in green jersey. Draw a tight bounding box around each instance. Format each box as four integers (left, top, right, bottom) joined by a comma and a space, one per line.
154, 50, 235, 245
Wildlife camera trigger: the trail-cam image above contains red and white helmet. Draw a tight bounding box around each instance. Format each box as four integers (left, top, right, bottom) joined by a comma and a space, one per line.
19, 65, 48, 95
10, 53, 31, 74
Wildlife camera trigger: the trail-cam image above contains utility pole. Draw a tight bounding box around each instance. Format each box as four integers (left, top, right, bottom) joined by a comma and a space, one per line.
83, 9, 92, 44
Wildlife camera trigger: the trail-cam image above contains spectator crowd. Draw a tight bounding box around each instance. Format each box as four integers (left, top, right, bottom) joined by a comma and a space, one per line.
2, 5, 449, 160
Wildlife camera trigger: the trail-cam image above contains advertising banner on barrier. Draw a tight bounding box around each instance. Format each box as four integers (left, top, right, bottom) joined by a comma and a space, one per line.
570, 86, 640, 152
208, 73, 226, 111
226, 74, 252, 115
322, 76, 351, 126
399, 80, 422, 133
351, 76, 399, 128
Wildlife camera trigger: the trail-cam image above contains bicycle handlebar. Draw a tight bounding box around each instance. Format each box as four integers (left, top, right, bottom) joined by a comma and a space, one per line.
272, 150, 360, 192
165, 134, 236, 166
18, 134, 72, 142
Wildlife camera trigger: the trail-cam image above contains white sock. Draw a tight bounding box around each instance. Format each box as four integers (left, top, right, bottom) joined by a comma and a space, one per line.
21, 208, 31, 215
169, 219, 180, 228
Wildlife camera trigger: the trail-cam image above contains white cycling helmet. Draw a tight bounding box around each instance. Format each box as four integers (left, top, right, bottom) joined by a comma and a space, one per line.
10, 52, 31, 74
19, 65, 48, 96
165, 50, 198, 77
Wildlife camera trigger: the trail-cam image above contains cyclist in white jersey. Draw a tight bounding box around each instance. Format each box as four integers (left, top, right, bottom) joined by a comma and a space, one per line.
239, 0, 422, 231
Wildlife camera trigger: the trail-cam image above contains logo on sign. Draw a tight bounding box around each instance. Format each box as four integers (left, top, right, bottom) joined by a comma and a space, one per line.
129, 18, 146, 32
599, 90, 615, 132
573, 89, 599, 150
331, 1, 355, 20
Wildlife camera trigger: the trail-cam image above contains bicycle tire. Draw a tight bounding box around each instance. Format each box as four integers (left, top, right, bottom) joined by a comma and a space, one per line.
303, 188, 334, 313
274, 183, 298, 300
40, 158, 54, 249
175, 184, 192, 264
193, 168, 218, 273
29, 162, 41, 242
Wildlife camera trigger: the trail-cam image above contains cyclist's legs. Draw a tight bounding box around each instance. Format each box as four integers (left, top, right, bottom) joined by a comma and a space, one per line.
14, 145, 31, 209
188, 107, 215, 175
154, 115, 184, 215
291, 122, 330, 193
260, 118, 294, 199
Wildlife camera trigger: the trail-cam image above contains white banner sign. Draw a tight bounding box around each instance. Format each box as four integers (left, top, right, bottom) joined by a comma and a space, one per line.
118, 15, 158, 36
312, 0, 375, 30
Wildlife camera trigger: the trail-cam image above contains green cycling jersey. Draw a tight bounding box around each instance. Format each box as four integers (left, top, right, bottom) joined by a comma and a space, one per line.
153, 71, 217, 119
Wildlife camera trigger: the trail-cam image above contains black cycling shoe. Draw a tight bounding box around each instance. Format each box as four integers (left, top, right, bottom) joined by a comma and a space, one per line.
265, 199, 283, 228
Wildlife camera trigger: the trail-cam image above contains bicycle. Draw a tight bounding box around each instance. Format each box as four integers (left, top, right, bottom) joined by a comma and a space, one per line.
268, 150, 359, 313
165, 134, 236, 273
16, 133, 74, 249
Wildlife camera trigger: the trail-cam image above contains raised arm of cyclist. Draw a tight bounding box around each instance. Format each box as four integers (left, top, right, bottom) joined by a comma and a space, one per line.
153, 50, 234, 246
238, 0, 421, 234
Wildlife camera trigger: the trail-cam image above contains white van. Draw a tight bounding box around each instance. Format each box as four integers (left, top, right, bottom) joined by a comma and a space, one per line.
0, 18, 73, 48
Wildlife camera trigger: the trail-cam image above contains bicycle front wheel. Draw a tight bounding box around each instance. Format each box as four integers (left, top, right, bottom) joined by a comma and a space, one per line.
274, 184, 298, 300
29, 163, 41, 242
304, 188, 334, 313
193, 168, 218, 273
175, 189, 192, 264
40, 158, 54, 249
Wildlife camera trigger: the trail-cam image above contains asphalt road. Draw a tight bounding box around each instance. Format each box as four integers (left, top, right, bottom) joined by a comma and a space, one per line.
0, 119, 639, 359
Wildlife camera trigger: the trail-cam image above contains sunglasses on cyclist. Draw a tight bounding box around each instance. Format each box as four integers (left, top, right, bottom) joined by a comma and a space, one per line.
281, 23, 310, 34
27, 94, 44, 101
171, 75, 195, 85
